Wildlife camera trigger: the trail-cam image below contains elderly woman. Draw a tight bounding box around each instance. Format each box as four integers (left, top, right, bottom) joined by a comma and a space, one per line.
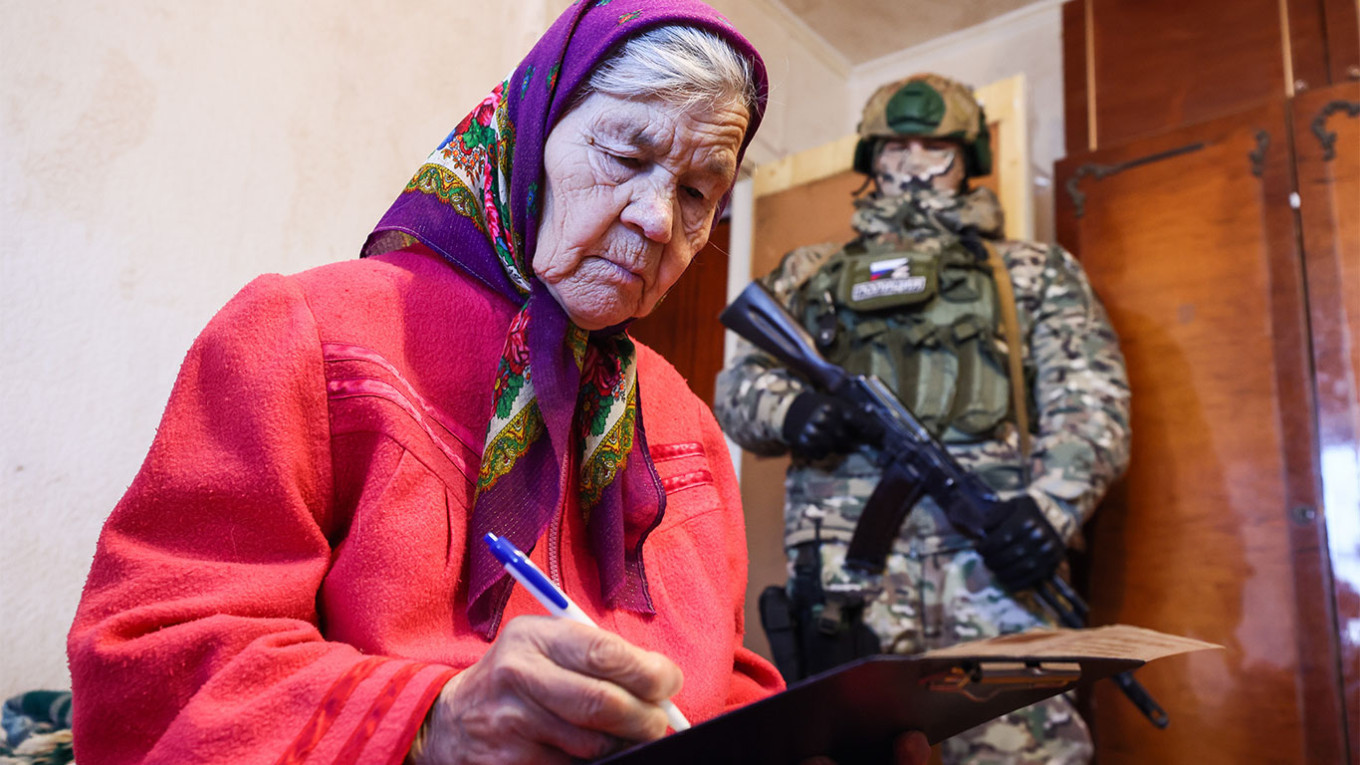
67, 2, 930, 763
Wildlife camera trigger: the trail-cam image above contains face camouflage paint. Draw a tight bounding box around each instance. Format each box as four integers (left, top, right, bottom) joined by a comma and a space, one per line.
873, 138, 966, 194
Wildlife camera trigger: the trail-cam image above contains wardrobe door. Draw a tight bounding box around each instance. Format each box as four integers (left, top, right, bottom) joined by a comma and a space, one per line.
1055, 100, 1332, 763
1061, 0, 1360, 155
1294, 80, 1360, 765
1062, 0, 1292, 153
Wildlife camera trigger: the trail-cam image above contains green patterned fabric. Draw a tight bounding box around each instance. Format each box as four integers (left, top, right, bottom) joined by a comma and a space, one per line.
1, 691, 73, 765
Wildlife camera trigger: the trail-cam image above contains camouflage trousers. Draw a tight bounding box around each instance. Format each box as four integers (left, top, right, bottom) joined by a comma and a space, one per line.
810, 542, 1093, 765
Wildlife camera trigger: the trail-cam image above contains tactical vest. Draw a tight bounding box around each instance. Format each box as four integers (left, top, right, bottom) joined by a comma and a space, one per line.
795, 237, 1013, 442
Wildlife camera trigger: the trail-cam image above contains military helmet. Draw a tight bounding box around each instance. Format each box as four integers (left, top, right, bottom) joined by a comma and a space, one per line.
853, 73, 993, 178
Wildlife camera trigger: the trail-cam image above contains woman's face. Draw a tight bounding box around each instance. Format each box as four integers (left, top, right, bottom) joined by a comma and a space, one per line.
534, 91, 748, 330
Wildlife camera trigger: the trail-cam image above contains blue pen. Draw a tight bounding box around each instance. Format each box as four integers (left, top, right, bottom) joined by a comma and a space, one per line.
483, 532, 691, 732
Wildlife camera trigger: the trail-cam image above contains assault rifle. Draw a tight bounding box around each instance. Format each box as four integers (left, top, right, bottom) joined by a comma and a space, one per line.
720, 281, 1169, 729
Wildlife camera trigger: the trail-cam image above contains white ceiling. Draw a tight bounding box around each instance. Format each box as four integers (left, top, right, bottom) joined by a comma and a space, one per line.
776, 0, 1041, 65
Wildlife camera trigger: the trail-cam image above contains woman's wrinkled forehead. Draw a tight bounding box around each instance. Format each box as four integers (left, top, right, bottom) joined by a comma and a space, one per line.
601, 96, 745, 172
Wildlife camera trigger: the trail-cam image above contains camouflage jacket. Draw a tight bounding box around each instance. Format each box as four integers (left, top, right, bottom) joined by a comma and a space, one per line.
714, 187, 1132, 555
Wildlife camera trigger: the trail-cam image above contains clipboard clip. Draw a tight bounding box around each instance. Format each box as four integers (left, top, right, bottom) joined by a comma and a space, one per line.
922, 661, 1082, 702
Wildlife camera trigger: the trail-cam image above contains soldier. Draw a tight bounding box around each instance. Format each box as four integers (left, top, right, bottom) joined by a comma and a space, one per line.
714, 73, 1131, 764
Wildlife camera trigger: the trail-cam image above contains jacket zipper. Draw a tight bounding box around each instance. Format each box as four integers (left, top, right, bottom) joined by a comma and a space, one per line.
547, 453, 570, 588
548, 499, 565, 588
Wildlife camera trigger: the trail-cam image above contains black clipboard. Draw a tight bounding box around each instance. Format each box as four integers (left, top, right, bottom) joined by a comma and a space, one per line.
599, 654, 1143, 764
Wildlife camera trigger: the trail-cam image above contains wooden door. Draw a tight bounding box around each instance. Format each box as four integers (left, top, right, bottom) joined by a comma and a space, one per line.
1061, 0, 1354, 155
1062, 0, 1292, 154
1055, 99, 1342, 763
630, 222, 729, 406
1293, 80, 1360, 765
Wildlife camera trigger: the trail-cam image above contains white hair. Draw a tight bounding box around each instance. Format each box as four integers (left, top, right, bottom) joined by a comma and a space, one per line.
583, 25, 757, 118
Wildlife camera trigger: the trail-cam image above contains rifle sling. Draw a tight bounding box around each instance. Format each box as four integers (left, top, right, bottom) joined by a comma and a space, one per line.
982, 240, 1032, 469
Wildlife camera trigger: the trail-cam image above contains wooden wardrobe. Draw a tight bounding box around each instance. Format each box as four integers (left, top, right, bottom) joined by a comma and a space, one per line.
1056, 1, 1359, 762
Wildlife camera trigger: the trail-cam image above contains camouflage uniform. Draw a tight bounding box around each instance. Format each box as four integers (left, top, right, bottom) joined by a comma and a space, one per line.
715, 184, 1130, 764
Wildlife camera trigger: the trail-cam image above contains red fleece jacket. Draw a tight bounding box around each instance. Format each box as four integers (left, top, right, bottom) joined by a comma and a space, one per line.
68, 246, 783, 765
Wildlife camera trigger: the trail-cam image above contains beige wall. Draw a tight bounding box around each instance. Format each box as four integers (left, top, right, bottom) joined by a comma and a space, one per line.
708, 0, 857, 162
0, 1, 849, 697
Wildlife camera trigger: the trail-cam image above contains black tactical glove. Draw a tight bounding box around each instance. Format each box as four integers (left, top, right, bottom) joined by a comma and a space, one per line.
975, 494, 1066, 593
781, 391, 875, 460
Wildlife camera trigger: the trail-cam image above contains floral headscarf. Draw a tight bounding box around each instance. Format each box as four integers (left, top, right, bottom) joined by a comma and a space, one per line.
362, 0, 768, 638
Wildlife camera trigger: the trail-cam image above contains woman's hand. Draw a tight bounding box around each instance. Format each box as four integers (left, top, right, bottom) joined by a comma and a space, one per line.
800, 731, 932, 765
894, 731, 932, 765
409, 615, 683, 765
